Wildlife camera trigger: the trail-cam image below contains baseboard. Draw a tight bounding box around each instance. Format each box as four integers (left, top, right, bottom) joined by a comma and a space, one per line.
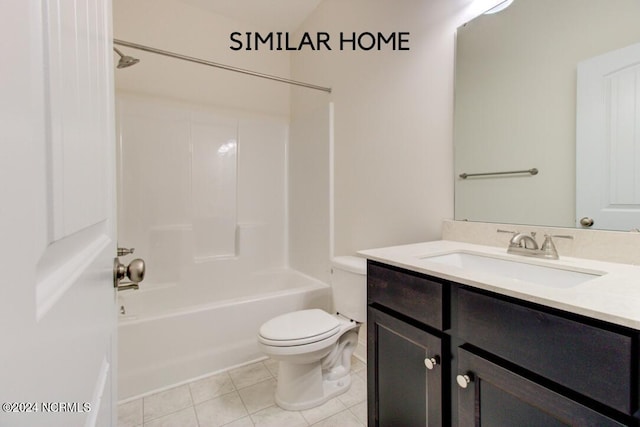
353, 339, 367, 363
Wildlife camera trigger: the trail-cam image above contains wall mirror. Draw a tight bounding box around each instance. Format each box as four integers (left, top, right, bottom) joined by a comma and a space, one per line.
454, 0, 640, 231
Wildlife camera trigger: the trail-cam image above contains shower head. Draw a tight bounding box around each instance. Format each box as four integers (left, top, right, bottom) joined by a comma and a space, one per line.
114, 47, 140, 69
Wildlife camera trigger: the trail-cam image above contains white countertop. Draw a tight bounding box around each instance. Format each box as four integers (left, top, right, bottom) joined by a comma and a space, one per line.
359, 240, 640, 330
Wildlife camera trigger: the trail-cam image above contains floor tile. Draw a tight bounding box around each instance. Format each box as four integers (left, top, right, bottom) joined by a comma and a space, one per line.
121, 356, 367, 427
118, 398, 143, 427
337, 375, 366, 408
144, 406, 198, 427
350, 356, 365, 374
229, 362, 273, 390
237, 378, 277, 414
222, 416, 255, 427
189, 372, 236, 404
310, 409, 363, 427
143, 385, 193, 422
195, 391, 249, 427
348, 401, 367, 425
263, 358, 279, 377
250, 405, 309, 427
300, 397, 347, 425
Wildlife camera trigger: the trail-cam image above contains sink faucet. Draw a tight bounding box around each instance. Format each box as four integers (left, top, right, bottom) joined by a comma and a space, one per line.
497, 230, 573, 260
510, 232, 539, 250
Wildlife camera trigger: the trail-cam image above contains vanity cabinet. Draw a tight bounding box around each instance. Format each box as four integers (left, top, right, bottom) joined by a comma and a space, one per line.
367, 262, 446, 426
456, 348, 625, 427
368, 307, 443, 426
457, 288, 634, 415
366, 260, 640, 427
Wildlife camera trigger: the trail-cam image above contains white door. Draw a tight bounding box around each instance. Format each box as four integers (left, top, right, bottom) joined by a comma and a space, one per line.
576, 42, 640, 230
0, 1, 118, 427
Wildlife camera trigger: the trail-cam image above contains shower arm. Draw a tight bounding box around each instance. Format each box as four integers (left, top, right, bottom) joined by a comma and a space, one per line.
113, 39, 332, 94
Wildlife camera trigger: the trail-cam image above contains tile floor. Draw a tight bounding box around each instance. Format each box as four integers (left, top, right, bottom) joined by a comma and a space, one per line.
118, 357, 367, 427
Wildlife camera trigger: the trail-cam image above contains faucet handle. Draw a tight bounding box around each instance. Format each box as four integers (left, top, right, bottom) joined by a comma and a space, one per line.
497, 229, 519, 247
546, 234, 573, 240
540, 235, 573, 259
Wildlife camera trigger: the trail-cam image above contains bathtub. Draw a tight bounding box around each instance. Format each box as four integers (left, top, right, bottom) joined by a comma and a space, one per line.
117, 268, 331, 400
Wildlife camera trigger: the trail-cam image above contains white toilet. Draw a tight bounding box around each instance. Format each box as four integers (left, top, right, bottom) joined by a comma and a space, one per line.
257, 256, 366, 411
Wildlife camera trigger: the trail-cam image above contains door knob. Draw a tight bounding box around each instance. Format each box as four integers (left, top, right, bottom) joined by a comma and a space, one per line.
113, 257, 146, 290
424, 356, 440, 370
456, 373, 473, 389
579, 217, 594, 227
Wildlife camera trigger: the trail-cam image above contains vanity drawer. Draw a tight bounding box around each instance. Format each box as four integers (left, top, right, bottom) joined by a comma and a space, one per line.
457, 288, 634, 414
367, 261, 443, 330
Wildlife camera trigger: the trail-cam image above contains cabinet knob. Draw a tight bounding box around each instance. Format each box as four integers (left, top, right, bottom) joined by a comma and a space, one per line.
424, 356, 440, 370
456, 373, 473, 389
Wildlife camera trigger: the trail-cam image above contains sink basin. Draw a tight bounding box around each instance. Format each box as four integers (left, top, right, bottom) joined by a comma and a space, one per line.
418, 251, 603, 288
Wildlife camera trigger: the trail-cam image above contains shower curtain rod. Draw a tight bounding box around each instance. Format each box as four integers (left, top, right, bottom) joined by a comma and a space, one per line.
113, 39, 332, 93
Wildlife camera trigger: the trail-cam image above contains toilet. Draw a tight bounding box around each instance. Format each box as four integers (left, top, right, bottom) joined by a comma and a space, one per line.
257, 256, 367, 411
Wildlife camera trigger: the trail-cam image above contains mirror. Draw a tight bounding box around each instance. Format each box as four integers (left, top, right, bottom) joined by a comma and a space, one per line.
454, 0, 640, 231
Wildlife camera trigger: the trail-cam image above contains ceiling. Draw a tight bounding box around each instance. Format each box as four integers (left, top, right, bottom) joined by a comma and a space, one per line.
175, 0, 323, 32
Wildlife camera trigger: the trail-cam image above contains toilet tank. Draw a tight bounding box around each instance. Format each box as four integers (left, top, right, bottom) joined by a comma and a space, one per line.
331, 256, 367, 322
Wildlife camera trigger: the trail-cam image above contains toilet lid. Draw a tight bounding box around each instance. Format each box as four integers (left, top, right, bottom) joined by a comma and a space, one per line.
259, 309, 340, 345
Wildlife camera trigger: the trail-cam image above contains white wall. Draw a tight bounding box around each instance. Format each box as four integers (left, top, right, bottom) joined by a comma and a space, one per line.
290, 0, 489, 260
289, 101, 332, 282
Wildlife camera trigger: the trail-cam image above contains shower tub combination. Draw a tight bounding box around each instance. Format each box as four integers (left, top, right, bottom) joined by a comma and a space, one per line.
115, 93, 332, 400
118, 268, 330, 400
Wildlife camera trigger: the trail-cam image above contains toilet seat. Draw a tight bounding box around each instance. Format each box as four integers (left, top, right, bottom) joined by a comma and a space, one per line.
258, 309, 341, 347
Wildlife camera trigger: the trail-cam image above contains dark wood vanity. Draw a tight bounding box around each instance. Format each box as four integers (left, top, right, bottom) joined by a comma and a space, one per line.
367, 260, 640, 426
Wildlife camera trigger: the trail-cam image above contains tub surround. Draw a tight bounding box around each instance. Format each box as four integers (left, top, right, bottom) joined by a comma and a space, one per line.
359, 239, 640, 330
115, 92, 306, 401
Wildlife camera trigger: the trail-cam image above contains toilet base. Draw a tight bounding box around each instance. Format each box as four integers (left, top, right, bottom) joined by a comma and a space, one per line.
272, 329, 359, 411
275, 366, 353, 411
260, 319, 360, 411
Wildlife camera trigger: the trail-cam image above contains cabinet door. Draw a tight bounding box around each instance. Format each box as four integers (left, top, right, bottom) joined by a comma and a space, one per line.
456, 348, 626, 427
458, 288, 634, 413
368, 307, 443, 427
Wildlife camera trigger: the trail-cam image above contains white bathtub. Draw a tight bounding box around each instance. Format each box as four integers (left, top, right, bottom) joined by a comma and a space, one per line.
117, 268, 330, 400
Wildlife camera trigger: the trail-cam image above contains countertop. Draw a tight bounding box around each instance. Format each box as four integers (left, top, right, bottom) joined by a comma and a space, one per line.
359, 240, 640, 330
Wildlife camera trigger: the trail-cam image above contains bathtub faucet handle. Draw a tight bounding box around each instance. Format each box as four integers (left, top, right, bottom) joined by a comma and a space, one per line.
118, 247, 135, 256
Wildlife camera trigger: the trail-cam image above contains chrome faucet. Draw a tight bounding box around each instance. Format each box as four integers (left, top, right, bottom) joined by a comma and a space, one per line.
510, 232, 539, 250
497, 230, 573, 260
539, 234, 573, 259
